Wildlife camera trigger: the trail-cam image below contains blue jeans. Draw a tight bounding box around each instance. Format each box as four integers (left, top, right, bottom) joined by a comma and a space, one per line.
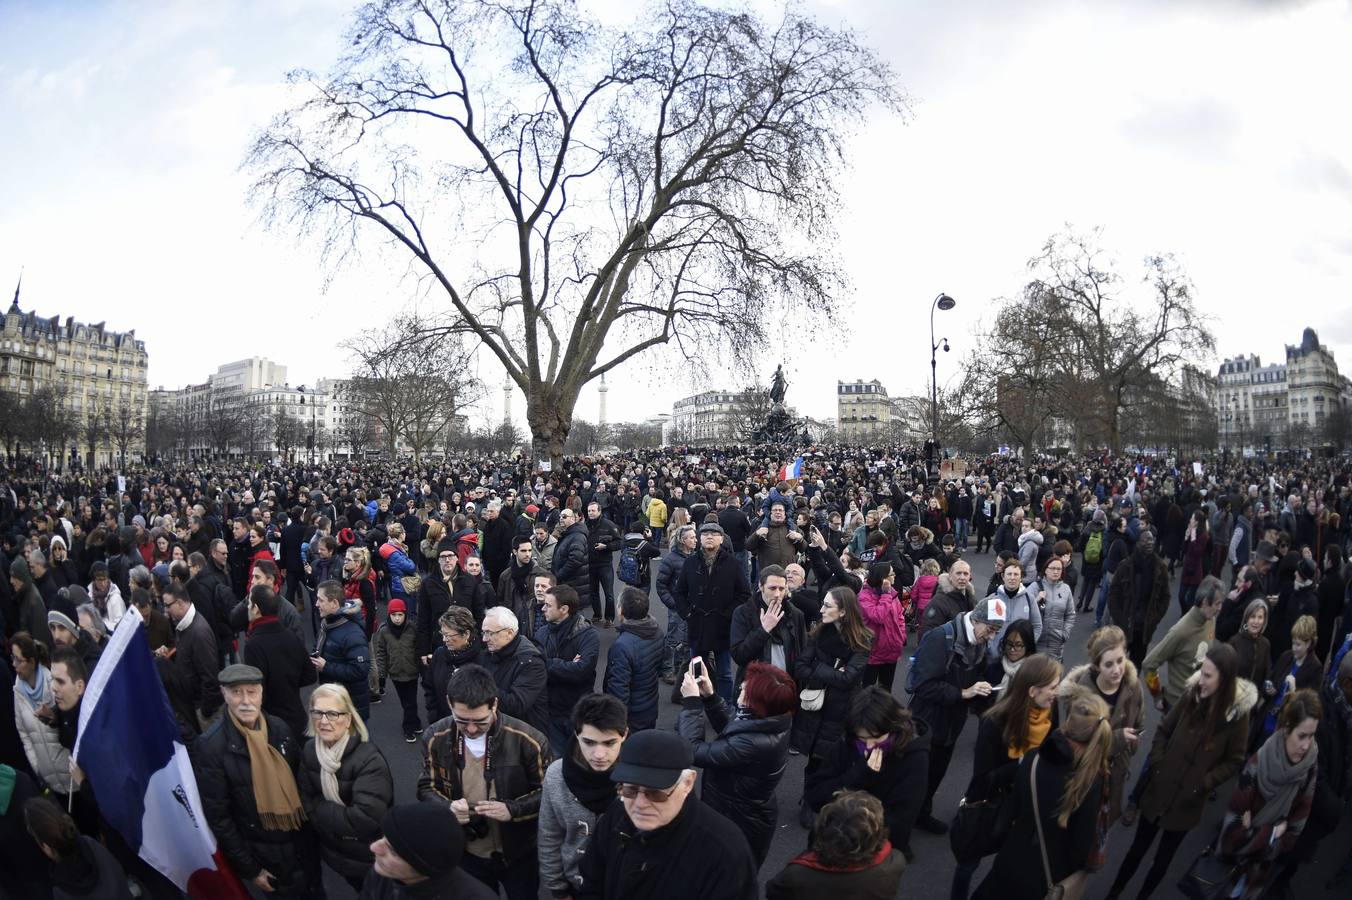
1095, 571, 1112, 627
953, 518, 969, 549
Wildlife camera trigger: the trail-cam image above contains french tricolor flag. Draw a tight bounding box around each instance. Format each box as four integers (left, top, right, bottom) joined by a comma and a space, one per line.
74, 607, 250, 899
778, 456, 805, 482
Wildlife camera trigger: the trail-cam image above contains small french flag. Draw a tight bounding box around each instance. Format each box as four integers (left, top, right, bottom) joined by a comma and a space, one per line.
778, 456, 805, 482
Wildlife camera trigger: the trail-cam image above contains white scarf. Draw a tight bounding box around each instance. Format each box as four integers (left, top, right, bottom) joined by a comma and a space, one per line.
315, 732, 352, 804
174, 602, 197, 633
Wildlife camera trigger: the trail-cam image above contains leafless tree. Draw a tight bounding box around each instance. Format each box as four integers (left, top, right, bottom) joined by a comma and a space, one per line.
204, 394, 245, 460
728, 385, 773, 442
108, 399, 144, 468
246, 0, 901, 466
82, 397, 111, 469
344, 314, 483, 462
339, 415, 376, 459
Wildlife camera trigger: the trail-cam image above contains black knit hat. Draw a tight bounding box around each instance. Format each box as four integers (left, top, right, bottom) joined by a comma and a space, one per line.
380, 802, 465, 877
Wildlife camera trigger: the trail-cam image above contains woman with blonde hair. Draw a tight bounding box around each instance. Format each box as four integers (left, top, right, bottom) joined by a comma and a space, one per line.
1057, 625, 1143, 824
342, 546, 378, 636
666, 506, 692, 548
419, 519, 445, 574
974, 686, 1113, 900
379, 521, 418, 619
297, 683, 394, 891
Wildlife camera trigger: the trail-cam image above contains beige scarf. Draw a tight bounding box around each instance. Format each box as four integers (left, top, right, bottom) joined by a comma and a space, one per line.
315, 732, 352, 804
229, 709, 306, 831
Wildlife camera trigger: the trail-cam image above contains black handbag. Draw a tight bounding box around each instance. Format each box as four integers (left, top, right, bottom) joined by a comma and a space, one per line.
1177, 850, 1237, 900
949, 787, 1015, 862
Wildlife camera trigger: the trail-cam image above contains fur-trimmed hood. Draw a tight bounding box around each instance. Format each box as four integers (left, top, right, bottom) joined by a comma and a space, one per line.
1182, 669, 1259, 722
937, 572, 977, 604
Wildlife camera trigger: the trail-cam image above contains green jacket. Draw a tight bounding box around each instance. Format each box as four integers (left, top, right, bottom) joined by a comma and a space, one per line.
1141, 606, 1213, 707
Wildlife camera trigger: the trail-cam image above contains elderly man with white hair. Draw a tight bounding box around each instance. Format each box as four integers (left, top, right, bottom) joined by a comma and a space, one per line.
476, 606, 549, 734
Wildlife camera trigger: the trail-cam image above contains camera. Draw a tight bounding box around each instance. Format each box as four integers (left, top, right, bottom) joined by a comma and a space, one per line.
464, 814, 491, 840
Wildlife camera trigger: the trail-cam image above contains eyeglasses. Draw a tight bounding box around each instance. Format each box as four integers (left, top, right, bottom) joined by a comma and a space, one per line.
310, 709, 350, 721
617, 783, 678, 803
440, 630, 464, 642
481, 626, 508, 639
1005, 641, 1026, 650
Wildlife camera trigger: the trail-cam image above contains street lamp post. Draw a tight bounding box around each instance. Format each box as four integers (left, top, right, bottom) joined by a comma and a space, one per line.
930, 293, 956, 479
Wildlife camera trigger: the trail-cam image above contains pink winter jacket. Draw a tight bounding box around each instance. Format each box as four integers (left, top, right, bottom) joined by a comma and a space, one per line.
911, 575, 939, 615
859, 584, 907, 664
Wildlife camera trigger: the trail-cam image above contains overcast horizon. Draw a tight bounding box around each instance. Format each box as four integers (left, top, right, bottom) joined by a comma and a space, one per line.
3, 0, 1350, 429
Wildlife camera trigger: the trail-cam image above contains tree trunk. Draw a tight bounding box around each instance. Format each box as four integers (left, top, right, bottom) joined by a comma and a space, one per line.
527, 386, 575, 473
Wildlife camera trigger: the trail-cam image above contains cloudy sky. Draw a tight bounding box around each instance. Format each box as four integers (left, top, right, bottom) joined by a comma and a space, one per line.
3, 0, 1350, 429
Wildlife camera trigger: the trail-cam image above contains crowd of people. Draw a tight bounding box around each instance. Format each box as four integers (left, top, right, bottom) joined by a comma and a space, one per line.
1, 444, 1351, 899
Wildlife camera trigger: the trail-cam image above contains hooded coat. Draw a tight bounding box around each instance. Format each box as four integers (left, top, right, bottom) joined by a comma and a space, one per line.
1138, 670, 1258, 830
858, 584, 907, 665
604, 615, 664, 730
317, 600, 372, 719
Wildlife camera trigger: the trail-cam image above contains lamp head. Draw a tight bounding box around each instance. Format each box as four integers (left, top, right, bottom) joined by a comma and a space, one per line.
936, 294, 956, 311
942, 340, 950, 353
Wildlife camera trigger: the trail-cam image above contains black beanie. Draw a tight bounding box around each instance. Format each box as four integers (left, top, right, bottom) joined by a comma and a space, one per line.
380, 803, 465, 877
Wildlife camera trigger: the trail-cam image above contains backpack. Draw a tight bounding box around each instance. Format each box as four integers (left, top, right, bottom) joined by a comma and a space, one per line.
905, 620, 956, 694
1084, 530, 1104, 565
617, 541, 644, 586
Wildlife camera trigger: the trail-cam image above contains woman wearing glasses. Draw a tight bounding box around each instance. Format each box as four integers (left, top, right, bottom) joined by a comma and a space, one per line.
427, 606, 481, 722
298, 683, 394, 892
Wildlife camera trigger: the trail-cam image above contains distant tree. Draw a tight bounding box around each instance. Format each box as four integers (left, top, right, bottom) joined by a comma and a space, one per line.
728, 386, 774, 442
491, 422, 523, 455
82, 397, 111, 469
272, 409, 304, 459
24, 386, 78, 469
1324, 403, 1352, 453
0, 389, 20, 458
108, 399, 144, 468
203, 394, 245, 459
246, 0, 901, 466
566, 420, 603, 455
344, 314, 482, 462
609, 421, 665, 450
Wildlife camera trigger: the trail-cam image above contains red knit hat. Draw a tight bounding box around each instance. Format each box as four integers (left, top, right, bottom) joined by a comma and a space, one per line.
387, 599, 407, 615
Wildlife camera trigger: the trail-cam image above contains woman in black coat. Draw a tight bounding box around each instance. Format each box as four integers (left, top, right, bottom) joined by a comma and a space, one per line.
804, 687, 930, 861
973, 685, 1113, 900
677, 661, 795, 867
790, 586, 872, 757
297, 684, 394, 891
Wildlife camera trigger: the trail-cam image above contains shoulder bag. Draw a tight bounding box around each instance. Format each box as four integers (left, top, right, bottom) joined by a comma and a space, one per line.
949, 786, 1015, 862
798, 655, 838, 712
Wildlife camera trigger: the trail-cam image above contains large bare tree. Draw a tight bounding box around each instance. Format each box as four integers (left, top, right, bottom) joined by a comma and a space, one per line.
247, 0, 900, 465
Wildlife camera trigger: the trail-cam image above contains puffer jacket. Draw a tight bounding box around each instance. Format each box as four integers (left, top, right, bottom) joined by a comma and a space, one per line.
297, 736, 393, 881
1030, 578, 1075, 661
677, 693, 791, 866
378, 542, 416, 602
374, 616, 419, 683
989, 583, 1042, 656
858, 584, 906, 664
316, 601, 372, 719
551, 522, 592, 607
194, 713, 308, 886
604, 615, 665, 730
13, 670, 72, 794
1017, 529, 1043, 584
1057, 667, 1143, 824
655, 545, 692, 615
1139, 670, 1258, 830
416, 711, 551, 863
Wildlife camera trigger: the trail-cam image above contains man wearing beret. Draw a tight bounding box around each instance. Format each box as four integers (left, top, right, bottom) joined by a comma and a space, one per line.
359, 803, 496, 899
576, 728, 757, 900
194, 664, 317, 898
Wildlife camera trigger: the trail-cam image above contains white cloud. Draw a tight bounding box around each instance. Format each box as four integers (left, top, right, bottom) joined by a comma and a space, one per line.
2, 0, 1349, 430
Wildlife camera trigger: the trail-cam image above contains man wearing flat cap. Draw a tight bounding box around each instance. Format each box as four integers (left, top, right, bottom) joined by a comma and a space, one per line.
672, 521, 750, 702
359, 803, 495, 899
576, 729, 757, 900
194, 663, 317, 897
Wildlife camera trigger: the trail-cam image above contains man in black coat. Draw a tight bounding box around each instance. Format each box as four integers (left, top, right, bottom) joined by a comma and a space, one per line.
241, 586, 317, 741
539, 584, 600, 755
585, 501, 622, 625
160, 581, 221, 740
480, 500, 516, 584
194, 663, 317, 898
672, 522, 751, 703
478, 606, 549, 735
416, 544, 460, 664
278, 510, 309, 615
359, 803, 496, 900
551, 508, 591, 612
227, 518, 252, 599
728, 564, 805, 687
576, 729, 758, 900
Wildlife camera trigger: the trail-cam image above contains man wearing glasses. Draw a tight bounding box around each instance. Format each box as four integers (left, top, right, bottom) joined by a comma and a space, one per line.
577, 729, 758, 899
477, 606, 549, 734
418, 663, 551, 900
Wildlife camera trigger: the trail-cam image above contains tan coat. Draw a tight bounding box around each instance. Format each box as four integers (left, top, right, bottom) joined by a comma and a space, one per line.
1058, 661, 1144, 824
1139, 671, 1257, 831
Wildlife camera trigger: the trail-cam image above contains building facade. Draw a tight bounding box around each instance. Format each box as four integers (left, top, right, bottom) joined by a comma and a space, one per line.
836, 380, 894, 440
1216, 328, 1352, 452
2, 292, 149, 466
671, 388, 764, 442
